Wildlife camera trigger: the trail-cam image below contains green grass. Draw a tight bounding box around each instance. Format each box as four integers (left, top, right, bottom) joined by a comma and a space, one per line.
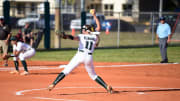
11, 29, 180, 49
31, 46, 180, 63
10, 29, 180, 63
38, 31, 180, 48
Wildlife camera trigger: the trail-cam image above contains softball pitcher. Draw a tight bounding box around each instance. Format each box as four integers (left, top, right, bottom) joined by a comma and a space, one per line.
4, 36, 35, 75
48, 10, 113, 93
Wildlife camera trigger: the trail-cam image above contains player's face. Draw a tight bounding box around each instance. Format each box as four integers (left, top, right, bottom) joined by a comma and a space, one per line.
11, 40, 16, 45
160, 20, 165, 24
82, 29, 89, 34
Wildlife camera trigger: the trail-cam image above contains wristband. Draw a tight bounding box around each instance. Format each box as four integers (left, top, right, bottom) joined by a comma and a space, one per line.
10, 54, 15, 57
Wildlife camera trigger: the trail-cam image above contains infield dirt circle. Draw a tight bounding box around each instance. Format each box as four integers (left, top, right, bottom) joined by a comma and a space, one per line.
0, 60, 180, 101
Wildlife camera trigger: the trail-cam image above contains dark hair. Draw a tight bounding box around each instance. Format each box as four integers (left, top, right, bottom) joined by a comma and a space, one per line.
10, 36, 17, 41
82, 25, 95, 32
159, 17, 165, 21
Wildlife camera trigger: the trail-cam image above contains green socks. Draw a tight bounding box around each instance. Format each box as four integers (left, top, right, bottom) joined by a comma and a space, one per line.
95, 76, 107, 89
53, 72, 66, 85
14, 61, 19, 71
21, 61, 28, 72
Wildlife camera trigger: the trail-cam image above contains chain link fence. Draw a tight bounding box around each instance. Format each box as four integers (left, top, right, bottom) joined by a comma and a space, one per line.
1, 5, 180, 49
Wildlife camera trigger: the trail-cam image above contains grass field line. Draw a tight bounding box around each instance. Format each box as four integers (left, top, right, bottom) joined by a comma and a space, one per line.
0, 63, 179, 71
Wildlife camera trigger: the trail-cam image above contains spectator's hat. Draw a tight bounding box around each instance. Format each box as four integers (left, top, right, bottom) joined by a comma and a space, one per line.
159, 17, 165, 21
0, 16, 4, 21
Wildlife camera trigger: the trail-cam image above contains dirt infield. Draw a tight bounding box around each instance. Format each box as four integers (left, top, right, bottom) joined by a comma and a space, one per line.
0, 60, 180, 101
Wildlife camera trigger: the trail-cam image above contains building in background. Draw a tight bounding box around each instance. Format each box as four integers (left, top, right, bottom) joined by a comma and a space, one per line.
0, 0, 44, 17
0, 0, 179, 20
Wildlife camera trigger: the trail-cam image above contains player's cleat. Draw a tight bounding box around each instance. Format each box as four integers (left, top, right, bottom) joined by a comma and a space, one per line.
20, 71, 29, 76
10, 70, 19, 74
48, 84, 55, 91
106, 85, 113, 94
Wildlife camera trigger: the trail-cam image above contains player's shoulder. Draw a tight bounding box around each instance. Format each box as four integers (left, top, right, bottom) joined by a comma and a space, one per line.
17, 41, 23, 46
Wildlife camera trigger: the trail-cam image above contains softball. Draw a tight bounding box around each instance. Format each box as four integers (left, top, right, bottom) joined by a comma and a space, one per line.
90, 9, 95, 14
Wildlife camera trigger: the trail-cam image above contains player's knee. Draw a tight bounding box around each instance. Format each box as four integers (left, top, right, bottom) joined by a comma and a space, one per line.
13, 57, 18, 61
19, 56, 25, 61
61, 71, 69, 76
88, 73, 97, 80
19, 54, 25, 61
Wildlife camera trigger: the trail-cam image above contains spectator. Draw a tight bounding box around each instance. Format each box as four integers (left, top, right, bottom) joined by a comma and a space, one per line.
156, 17, 172, 63
0, 17, 11, 66
22, 22, 34, 46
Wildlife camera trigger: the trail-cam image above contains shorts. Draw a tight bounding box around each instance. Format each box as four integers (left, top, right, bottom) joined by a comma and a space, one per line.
0, 40, 8, 54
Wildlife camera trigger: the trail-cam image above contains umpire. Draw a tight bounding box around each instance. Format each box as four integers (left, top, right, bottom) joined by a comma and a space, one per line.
156, 17, 171, 63
0, 17, 11, 66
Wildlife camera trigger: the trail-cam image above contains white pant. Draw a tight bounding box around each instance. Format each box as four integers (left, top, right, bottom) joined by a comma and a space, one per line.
13, 48, 36, 61
62, 51, 97, 80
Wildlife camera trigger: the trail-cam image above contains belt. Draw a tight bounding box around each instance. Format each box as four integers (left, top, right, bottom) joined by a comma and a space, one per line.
79, 50, 92, 55
159, 37, 168, 39
26, 48, 33, 51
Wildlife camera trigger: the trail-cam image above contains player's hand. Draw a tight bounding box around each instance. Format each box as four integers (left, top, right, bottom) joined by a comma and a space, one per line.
60, 32, 67, 39
2, 54, 10, 60
167, 39, 171, 43
4, 40, 9, 45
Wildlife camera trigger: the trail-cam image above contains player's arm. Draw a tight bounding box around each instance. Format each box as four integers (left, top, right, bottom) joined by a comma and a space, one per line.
91, 9, 101, 31
155, 34, 159, 43
9, 50, 21, 57
61, 32, 79, 41
22, 32, 26, 43
5, 32, 11, 44
3, 50, 20, 60
95, 35, 100, 47
167, 24, 172, 43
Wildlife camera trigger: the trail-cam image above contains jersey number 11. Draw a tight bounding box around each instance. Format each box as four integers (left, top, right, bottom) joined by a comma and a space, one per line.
85, 41, 93, 50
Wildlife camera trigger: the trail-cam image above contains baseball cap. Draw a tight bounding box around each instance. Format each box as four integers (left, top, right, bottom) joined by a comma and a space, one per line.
10, 36, 17, 41
159, 17, 165, 21
0, 16, 4, 20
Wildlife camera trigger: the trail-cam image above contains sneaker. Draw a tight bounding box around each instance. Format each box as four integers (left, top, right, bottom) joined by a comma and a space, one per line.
10, 70, 19, 74
160, 60, 168, 63
48, 84, 55, 91
106, 85, 113, 94
20, 71, 29, 76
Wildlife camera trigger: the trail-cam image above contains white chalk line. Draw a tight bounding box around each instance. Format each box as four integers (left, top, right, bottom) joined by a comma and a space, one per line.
32, 97, 84, 101
15, 86, 180, 101
0, 63, 179, 72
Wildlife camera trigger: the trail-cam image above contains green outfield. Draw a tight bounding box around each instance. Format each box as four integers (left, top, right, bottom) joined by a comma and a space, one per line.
32, 46, 180, 63
38, 30, 180, 49
10, 29, 180, 63
11, 29, 180, 49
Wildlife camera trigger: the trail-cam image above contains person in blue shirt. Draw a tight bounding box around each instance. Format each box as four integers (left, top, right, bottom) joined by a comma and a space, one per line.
156, 17, 172, 63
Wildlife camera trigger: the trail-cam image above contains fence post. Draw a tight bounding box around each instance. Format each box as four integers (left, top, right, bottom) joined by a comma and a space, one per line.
44, 1, 50, 49
54, 0, 61, 48
81, 0, 86, 32
151, 12, 155, 45
3, 0, 10, 25
117, 12, 120, 48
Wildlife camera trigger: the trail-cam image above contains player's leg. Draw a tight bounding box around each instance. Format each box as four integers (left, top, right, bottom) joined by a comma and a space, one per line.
10, 57, 20, 74
2, 41, 8, 66
48, 52, 83, 91
19, 49, 36, 75
84, 56, 113, 93
159, 38, 168, 63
